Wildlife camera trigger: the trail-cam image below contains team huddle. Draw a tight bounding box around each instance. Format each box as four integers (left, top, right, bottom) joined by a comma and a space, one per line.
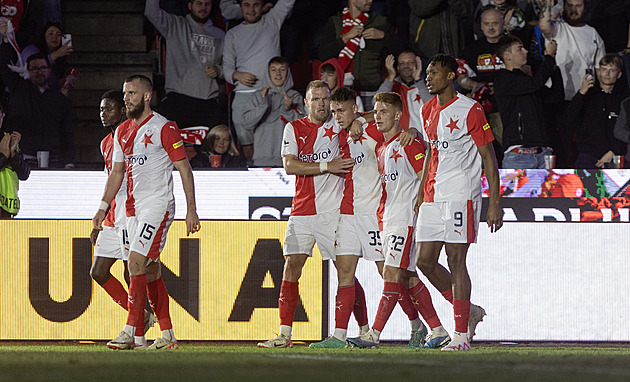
89, 53, 501, 352
259, 53, 502, 351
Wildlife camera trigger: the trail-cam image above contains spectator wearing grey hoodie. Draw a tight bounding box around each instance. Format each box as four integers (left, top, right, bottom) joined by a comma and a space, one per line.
241, 56, 304, 167
145, 0, 226, 130
223, 0, 295, 164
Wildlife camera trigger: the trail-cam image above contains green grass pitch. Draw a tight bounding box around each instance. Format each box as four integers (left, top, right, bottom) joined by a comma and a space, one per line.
1, 342, 629, 381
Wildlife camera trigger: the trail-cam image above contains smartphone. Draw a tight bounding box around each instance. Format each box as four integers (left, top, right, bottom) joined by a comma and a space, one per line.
62, 34, 72, 48
585, 68, 594, 76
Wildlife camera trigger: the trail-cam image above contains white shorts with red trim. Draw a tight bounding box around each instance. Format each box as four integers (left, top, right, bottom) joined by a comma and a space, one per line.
334, 214, 385, 262
416, 200, 481, 244
283, 209, 340, 260
382, 225, 416, 271
127, 205, 175, 261
93, 225, 129, 260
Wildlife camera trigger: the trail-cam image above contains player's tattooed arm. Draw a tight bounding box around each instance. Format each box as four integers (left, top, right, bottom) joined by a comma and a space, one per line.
283, 154, 353, 175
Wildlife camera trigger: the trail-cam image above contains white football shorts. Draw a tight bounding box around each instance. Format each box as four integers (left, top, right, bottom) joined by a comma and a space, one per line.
283, 209, 340, 260
416, 200, 481, 244
334, 213, 385, 261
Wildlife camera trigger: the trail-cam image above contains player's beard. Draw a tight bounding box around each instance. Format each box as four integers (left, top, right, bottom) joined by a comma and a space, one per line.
126, 102, 145, 120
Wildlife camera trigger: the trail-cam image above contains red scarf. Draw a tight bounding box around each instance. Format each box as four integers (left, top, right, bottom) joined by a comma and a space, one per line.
338, 7, 368, 73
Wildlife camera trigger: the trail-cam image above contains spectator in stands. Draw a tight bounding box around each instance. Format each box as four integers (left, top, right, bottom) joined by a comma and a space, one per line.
457, 8, 506, 147
241, 56, 303, 167
586, 0, 630, 91
377, 51, 431, 131
408, 0, 472, 59
614, 96, 630, 168
0, 20, 74, 168
15, 0, 60, 48
317, 58, 364, 112
21, 22, 73, 91
538, 0, 605, 102
0, 103, 30, 219
223, 0, 295, 164
190, 124, 244, 168
493, 35, 557, 168
562, 55, 628, 169
145, 0, 226, 130
472, 0, 531, 42
318, 0, 403, 110
219, 0, 274, 24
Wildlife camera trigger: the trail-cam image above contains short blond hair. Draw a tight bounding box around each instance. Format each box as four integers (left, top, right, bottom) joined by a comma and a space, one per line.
374, 92, 403, 112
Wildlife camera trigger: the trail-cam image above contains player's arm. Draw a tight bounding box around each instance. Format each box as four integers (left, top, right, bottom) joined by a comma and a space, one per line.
348, 111, 375, 141
283, 154, 354, 176
478, 142, 503, 233
414, 147, 431, 215
92, 161, 125, 231
173, 158, 201, 236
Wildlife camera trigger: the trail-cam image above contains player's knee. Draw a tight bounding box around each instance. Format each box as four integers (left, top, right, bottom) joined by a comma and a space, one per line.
90, 265, 109, 285
283, 255, 306, 281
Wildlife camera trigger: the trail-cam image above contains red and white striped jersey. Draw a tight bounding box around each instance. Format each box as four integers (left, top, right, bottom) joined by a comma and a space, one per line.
100, 131, 127, 228
376, 132, 426, 231
112, 112, 186, 217
391, 79, 425, 132
339, 122, 384, 216
281, 116, 343, 216
419, 93, 494, 203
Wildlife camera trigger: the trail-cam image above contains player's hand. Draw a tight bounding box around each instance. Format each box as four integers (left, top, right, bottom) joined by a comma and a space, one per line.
186, 208, 201, 236
283, 91, 295, 110
342, 25, 364, 43
89, 228, 100, 246
384, 54, 396, 81
0, 133, 10, 158
397, 128, 417, 147
260, 86, 270, 98
262, 2, 273, 13
349, 119, 364, 142
579, 73, 595, 95
362, 28, 384, 40
233, 71, 257, 87
92, 209, 106, 231
205, 65, 219, 78
486, 203, 503, 233
325, 155, 354, 174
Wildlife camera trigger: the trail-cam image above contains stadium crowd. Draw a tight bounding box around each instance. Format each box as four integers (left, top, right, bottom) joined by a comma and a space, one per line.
0, 0, 628, 171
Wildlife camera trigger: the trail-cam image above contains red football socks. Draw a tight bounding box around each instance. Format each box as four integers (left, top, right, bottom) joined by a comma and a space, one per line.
335, 284, 355, 330
147, 277, 173, 330
441, 288, 454, 304
408, 282, 441, 329
126, 274, 146, 331
353, 278, 369, 327
279, 280, 299, 327
372, 282, 400, 333
102, 275, 128, 310
397, 283, 419, 321
453, 299, 471, 333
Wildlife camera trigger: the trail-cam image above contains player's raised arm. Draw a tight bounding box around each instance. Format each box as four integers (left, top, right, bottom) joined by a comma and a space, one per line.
478, 142, 502, 232
173, 158, 200, 236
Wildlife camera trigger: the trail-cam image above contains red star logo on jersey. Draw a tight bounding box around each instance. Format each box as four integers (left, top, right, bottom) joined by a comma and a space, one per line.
414, 94, 421, 103
390, 149, 403, 163
141, 133, 154, 148
323, 126, 336, 141
447, 118, 460, 133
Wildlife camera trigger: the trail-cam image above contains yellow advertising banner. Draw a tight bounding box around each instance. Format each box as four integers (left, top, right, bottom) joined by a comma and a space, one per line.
0, 220, 323, 340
